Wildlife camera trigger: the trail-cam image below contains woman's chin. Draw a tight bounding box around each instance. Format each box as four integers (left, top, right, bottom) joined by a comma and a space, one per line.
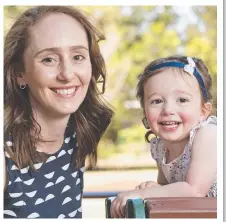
46, 106, 79, 118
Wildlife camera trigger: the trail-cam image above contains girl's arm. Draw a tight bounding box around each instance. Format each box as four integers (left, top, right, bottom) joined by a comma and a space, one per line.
135, 148, 168, 190
135, 166, 168, 190
185, 123, 217, 196
110, 182, 200, 218
157, 164, 168, 185
139, 123, 217, 197
110, 124, 217, 218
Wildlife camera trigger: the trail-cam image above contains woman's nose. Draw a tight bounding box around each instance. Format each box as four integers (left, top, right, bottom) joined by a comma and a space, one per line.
57, 60, 76, 82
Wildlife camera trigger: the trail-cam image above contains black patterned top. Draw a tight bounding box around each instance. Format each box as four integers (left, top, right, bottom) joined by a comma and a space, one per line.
4, 122, 84, 218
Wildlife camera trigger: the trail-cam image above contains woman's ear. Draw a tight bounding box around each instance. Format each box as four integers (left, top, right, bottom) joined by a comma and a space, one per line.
200, 102, 212, 121
16, 72, 26, 85
14, 62, 26, 85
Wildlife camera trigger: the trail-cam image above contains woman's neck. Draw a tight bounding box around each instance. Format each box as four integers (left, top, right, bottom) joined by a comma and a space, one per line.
32, 109, 71, 154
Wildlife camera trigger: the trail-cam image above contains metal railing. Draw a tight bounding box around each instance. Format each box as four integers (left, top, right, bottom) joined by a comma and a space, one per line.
83, 191, 122, 198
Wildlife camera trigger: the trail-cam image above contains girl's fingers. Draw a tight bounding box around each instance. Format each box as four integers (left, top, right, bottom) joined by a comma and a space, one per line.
116, 204, 122, 218
140, 182, 147, 189
110, 198, 127, 218
119, 201, 126, 218
110, 199, 123, 218
117, 201, 124, 218
110, 199, 117, 218
135, 182, 145, 190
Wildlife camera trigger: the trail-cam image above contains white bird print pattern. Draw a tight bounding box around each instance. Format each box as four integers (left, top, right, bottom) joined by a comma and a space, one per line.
4, 126, 83, 218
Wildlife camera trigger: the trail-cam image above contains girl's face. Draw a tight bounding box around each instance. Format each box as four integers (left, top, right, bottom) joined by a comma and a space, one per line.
17, 13, 92, 118
143, 68, 210, 142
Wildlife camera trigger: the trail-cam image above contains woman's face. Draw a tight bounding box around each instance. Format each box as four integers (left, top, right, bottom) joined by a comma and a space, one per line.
18, 13, 92, 118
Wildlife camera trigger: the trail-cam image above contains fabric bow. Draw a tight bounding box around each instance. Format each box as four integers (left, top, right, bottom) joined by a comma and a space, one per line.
184, 57, 196, 75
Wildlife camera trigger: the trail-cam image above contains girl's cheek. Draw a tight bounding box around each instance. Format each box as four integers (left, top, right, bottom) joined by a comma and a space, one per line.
146, 112, 158, 125
144, 105, 160, 126
179, 112, 199, 125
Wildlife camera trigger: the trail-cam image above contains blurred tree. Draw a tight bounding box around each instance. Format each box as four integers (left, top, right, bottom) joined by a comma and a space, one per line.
4, 5, 217, 160
185, 6, 217, 108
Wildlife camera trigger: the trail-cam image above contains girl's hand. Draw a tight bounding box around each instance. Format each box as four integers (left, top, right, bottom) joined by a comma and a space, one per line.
110, 190, 142, 218
135, 181, 160, 190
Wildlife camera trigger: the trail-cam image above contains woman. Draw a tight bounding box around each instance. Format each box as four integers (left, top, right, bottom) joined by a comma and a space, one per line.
4, 6, 113, 218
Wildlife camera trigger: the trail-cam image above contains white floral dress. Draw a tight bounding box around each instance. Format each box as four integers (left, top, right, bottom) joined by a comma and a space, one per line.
150, 116, 217, 197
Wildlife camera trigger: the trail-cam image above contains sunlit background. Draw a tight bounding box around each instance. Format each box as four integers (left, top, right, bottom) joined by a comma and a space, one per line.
4, 5, 217, 218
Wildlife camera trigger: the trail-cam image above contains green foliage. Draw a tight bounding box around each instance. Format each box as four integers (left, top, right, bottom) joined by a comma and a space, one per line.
97, 140, 119, 159
118, 124, 146, 144
4, 6, 217, 160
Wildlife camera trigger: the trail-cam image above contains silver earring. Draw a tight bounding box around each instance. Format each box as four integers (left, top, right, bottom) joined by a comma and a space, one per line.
19, 83, 26, 89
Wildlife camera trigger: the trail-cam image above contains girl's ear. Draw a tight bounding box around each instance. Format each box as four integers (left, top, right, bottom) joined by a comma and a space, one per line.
142, 117, 150, 129
142, 110, 150, 129
200, 102, 212, 121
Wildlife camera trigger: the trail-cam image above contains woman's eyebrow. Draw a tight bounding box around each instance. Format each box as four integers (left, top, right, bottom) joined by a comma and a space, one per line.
34, 45, 89, 57
69, 45, 89, 52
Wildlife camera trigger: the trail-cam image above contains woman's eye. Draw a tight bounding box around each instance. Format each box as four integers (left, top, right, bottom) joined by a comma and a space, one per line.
73, 55, 85, 61
151, 99, 163, 105
41, 57, 56, 65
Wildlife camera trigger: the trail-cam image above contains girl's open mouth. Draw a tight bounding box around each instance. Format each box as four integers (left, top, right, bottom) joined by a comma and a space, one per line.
159, 121, 181, 130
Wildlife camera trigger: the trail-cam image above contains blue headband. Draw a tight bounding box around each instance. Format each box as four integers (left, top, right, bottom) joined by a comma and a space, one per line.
147, 57, 208, 100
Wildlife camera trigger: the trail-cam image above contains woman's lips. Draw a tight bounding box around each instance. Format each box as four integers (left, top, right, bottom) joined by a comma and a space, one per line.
51, 86, 78, 97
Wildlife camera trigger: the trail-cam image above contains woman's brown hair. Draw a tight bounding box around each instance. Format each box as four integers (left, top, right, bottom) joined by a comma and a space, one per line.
136, 55, 213, 142
4, 6, 114, 169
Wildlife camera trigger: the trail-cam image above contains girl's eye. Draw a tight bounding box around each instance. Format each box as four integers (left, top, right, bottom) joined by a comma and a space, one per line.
73, 55, 85, 61
177, 98, 189, 103
151, 99, 163, 105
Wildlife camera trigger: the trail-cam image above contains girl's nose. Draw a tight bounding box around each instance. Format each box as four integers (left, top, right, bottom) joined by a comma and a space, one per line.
161, 102, 176, 116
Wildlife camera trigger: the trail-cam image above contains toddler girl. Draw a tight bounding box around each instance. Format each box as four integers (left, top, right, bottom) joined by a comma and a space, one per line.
110, 55, 217, 218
